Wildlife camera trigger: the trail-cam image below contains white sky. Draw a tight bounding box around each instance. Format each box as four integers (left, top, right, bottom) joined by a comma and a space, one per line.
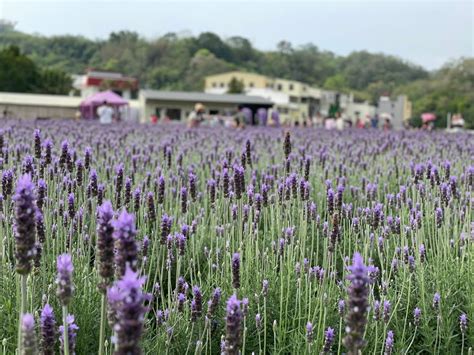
1, 0, 473, 70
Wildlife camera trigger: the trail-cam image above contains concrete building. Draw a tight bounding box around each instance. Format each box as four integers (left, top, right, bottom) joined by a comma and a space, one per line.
139, 90, 273, 124
204, 71, 323, 124
72, 69, 139, 99
0, 92, 82, 119
344, 101, 376, 123
0, 92, 140, 121
377, 95, 412, 129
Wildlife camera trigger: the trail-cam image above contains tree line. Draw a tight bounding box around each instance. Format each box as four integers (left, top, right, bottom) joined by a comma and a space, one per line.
0, 26, 472, 127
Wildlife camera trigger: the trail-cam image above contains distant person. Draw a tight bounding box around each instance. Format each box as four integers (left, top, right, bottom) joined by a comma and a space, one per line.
335, 113, 344, 130
271, 110, 280, 127
371, 114, 379, 129
97, 101, 114, 124
325, 117, 336, 130
150, 114, 158, 124
256, 108, 268, 126
241, 107, 253, 125
383, 118, 392, 131
187, 103, 206, 128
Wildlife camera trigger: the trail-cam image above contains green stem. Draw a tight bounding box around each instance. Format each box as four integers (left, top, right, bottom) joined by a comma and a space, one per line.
17, 274, 27, 354
98, 294, 107, 355
63, 305, 70, 355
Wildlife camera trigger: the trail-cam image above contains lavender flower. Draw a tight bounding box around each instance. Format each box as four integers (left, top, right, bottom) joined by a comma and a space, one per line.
306, 322, 314, 344
113, 210, 138, 277
433, 292, 440, 311
435, 207, 443, 228
146, 192, 156, 224
191, 285, 203, 321
97, 201, 115, 291
283, 131, 291, 159
232, 253, 240, 289
459, 313, 468, 334
109, 266, 148, 354
384, 330, 394, 355
21, 313, 37, 355
383, 300, 391, 323
322, 327, 335, 353
343, 252, 370, 354
338, 299, 345, 316
177, 293, 186, 312
180, 187, 187, 214
255, 314, 262, 330
56, 254, 74, 306
40, 304, 57, 355
413, 307, 421, 327
207, 287, 221, 318
225, 294, 243, 355
59, 314, 79, 355
373, 300, 381, 321
14, 174, 37, 275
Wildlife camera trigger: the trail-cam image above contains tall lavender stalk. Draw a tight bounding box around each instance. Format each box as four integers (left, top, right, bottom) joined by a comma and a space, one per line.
343, 252, 370, 355
225, 295, 243, 355
96, 201, 115, 355
14, 174, 37, 354
21, 313, 37, 355
56, 254, 74, 355
113, 210, 138, 278
40, 304, 57, 355
108, 266, 148, 354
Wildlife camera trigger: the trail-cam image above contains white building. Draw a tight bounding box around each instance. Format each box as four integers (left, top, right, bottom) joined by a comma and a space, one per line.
377, 95, 412, 129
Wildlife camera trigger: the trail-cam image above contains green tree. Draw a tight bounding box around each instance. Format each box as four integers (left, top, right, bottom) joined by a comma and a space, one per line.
38, 68, 72, 94
0, 45, 40, 92
227, 77, 245, 93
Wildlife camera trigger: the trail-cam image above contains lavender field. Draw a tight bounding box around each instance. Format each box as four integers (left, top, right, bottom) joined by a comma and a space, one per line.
0, 120, 472, 355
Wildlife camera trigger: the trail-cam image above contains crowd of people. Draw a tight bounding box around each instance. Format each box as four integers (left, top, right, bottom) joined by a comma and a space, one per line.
175, 103, 394, 131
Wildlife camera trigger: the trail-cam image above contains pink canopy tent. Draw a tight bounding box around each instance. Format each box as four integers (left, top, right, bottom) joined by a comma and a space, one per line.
421, 113, 436, 123
79, 91, 129, 119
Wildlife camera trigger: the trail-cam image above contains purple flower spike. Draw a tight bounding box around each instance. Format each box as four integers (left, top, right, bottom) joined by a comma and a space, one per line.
207, 287, 221, 318
56, 253, 74, 306
306, 321, 314, 344
322, 327, 335, 353
232, 253, 240, 289
109, 266, 148, 354
459, 313, 468, 334
413, 307, 422, 327
14, 174, 37, 275
385, 330, 394, 355
433, 292, 441, 310
113, 210, 138, 277
21, 313, 37, 354
344, 252, 369, 354
97, 201, 115, 291
225, 294, 243, 355
59, 314, 79, 355
40, 304, 57, 355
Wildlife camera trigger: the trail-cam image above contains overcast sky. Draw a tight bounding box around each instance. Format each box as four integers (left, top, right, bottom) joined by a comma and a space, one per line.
1, 0, 473, 70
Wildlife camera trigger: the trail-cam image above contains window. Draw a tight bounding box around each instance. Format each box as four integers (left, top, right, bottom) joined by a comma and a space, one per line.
165, 108, 181, 120
212, 82, 217, 88
220, 83, 225, 88
303, 86, 307, 92
290, 96, 299, 103
301, 97, 308, 103
289, 84, 294, 91
249, 82, 254, 88
277, 84, 282, 91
